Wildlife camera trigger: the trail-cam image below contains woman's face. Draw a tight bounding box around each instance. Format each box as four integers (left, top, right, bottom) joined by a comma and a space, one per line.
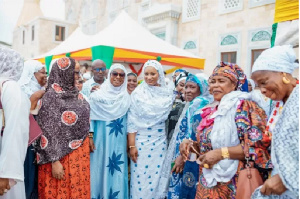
110, 68, 125, 87
34, 67, 47, 87
185, 81, 200, 102
209, 75, 236, 101
127, 75, 138, 93
248, 81, 253, 92
144, 66, 159, 86
75, 80, 83, 91
251, 71, 288, 101
173, 72, 180, 82
176, 79, 186, 94
74, 61, 81, 81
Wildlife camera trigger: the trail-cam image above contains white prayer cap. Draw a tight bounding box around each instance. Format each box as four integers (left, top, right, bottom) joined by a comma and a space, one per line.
252, 45, 299, 74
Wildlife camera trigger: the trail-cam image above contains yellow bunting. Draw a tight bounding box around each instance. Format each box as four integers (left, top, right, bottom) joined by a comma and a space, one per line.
274, 0, 299, 23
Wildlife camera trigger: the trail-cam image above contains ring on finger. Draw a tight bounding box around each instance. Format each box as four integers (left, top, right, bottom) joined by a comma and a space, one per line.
203, 163, 209, 169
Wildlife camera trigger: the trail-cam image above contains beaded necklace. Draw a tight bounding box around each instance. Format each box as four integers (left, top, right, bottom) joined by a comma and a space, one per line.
267, 80, 299, 135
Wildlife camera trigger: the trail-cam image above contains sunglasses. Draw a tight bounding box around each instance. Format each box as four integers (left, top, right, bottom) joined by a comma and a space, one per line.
111, 71, 125, 78
93, 68, 106, 72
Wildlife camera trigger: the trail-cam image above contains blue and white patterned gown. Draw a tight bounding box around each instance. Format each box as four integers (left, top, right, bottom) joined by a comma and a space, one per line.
90, 116, 128, 199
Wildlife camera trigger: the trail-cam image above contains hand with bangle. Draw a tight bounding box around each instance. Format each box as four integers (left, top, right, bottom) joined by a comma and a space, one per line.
128, 132, 138, 163
198, 147, 230, 169
129, 145, 138, 163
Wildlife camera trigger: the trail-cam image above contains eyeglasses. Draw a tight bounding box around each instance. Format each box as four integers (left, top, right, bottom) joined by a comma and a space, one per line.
111, 72, 125, 78
93, 68, 106, 72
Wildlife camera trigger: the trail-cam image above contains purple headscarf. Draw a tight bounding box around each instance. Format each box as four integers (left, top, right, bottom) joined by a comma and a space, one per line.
35, 57, 90, 164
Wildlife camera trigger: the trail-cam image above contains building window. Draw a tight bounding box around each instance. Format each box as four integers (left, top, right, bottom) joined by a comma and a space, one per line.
22, 30, 25, 44
182, 0, 201, 23
155, 32, 166, 40
184, 41, 197, 49
32, 26, 35, 41
249, 0, 275, 8
251, 31, 271, 42
219, 0, 243, 14
251, 49, 265, 66
221, 35, 238, 45
55, 26, 65, 41
221, 51, 237, 63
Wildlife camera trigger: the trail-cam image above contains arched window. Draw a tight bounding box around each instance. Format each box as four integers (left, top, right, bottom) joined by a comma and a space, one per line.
251, 31, 271, 42
221, 35, 237, 45
184, 41, 197, 49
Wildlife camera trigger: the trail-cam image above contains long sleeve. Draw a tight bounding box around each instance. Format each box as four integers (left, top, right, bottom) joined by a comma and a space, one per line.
0, 81, 30, 181
235, 99, 272, 169
127, 109, 138, 133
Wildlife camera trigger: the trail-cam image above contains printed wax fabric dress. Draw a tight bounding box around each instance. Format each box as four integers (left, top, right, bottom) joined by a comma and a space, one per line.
89, 64, 131, 199
90, 117, 128, 199
195, 99, 272, 199
36, 58, 91, 199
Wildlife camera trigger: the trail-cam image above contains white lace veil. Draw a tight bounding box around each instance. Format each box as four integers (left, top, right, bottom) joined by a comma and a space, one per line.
18, 60, 44, 97
0, 47, 24, 82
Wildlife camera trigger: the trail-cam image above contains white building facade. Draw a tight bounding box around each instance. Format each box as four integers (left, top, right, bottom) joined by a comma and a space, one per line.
65, 0, 276, 76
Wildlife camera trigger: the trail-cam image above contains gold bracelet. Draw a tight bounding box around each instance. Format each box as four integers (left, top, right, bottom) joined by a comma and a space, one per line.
221, 147, 230, 159
129, 145, 136, 149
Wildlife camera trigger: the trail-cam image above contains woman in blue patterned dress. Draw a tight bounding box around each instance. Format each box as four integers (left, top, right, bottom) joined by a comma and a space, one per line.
159, 74, 212, 198
89, 64, 131, 199
127, 60, 174, 199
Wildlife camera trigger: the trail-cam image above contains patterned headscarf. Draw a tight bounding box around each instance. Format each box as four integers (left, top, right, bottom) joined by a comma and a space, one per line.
172, 68, 186, 76
18, 60, 45, 97
0, 47, 24, 81
175, 71, 189, 87
210, 62, 247, 91
35, 57, 90, 164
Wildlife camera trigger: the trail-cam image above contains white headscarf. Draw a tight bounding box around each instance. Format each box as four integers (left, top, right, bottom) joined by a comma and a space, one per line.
128, 60, 175, 131
252, 45, 299, 74
0, 47, 23, 82
18, 60, 44, 97
248, 79, 256, 90
89, 64, 130, 121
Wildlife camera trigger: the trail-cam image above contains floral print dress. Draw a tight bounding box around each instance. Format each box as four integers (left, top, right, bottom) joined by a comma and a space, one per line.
195, 100, 272, 199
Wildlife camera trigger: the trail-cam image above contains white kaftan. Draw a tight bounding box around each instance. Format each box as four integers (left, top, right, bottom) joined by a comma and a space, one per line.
0, 81, 30, 199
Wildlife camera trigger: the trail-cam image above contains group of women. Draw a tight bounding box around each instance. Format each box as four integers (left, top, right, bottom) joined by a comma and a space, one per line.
0, 44, 298, 199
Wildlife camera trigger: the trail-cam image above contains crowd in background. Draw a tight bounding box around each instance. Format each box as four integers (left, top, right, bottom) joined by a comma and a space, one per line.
0, 45, 298, 199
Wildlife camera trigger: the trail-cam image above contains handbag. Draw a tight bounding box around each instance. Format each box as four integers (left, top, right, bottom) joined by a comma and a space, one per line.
0, 81, 43, 146
236, 133, 263, 199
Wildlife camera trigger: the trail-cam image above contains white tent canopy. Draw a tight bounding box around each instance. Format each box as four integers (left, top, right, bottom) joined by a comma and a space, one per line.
36, 11, 198, 59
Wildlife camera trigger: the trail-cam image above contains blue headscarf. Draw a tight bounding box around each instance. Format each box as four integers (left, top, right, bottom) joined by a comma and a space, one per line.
172, 68, 186, 76
186, 73, 214, 103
